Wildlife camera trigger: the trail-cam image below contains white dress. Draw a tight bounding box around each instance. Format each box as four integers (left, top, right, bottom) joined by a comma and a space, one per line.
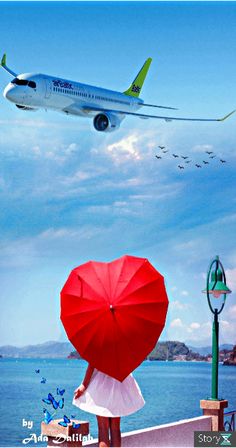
72, 368, 145, 417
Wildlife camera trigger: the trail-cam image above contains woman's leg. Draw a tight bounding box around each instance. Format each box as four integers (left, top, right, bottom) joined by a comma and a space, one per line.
110, 417, 121, 447
96, 416, 110, 447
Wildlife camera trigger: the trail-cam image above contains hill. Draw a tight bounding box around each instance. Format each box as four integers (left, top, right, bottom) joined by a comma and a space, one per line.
188, 344, 234, 356
223, 345, 236, 366
147, 341, 206, 361
0, 341, 74, 358
0, 340, 234, 362
68, 341, 207, 362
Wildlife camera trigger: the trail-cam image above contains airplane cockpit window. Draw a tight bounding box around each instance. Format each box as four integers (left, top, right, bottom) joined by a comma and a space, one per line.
11, 78, 36, 88
28, 81, 36, 88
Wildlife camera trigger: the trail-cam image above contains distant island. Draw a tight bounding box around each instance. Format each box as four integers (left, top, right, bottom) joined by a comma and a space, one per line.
223, 345, 236, 366
0, 341, 74, 358
68, 341, 236, 364
0, 340, 235, 364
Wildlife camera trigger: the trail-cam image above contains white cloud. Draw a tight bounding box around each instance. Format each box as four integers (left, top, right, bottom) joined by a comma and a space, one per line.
226, 304, 236, 320
65, 143, 79, 154
170, 300, 189, 310
189, 322, 201, 330
225, 267, 236, 291
170, 318, 184, 328
168, 319, 212, 345
185, 321, 212, 342
219, 319, 236, 344
181, 290, 189, 296
106, 133, 141, 163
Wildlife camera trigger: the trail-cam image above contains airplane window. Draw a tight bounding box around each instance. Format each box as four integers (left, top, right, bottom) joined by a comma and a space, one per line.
28, 81, 36, 89
11, 78, 28, 86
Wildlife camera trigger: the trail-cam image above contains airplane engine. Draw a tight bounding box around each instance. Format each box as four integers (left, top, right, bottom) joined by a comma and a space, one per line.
16, 105, 38, 111
93, 113, 121, 132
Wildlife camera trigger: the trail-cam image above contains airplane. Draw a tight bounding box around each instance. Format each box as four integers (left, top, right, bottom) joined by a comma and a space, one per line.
155, 155, 162, 159
178, 165, 184, 169
1, 54, 235, 133
172, 154, 179, 158
195, 164, 202, 168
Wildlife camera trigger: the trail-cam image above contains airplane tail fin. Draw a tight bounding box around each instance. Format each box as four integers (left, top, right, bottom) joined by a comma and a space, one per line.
124, 58, 152, 97
1, 53, 17, 76
1, 53, 6, 66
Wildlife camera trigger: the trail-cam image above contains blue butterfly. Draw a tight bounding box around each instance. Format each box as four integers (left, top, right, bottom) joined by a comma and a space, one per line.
43, 409, 54, 424
42, 393, 54, 405
58, 415, 70, 427
42, 393, 64, 410
57, 388, 65, 396
35, 369, 40, 373
72, 422, 81, 429
41, 377, 46, 384
71, 415, 76, 419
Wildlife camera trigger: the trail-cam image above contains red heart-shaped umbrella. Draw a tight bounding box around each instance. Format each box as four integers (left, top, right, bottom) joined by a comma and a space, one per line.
61, 255, 168, 381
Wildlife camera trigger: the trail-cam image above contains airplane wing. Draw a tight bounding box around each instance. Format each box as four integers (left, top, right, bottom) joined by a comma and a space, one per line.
139, 103, 178, 110
82, 106, 235, 123
0, 53, 17, 76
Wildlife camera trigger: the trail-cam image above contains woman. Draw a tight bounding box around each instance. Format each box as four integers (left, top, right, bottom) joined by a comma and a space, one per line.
73, 363, 145, 447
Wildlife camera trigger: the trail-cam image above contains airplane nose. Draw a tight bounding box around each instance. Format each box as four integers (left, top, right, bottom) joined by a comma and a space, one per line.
3, 84, 17, 102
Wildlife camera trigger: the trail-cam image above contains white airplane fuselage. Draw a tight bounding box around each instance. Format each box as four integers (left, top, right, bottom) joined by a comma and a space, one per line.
4, 73, 143, 131
2, 55, 234, 131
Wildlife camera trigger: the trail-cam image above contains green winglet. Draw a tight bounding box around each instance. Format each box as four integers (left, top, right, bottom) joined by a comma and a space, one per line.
124, 57, 152, 98
1, 53, 6, 66
218, 109, 235, 121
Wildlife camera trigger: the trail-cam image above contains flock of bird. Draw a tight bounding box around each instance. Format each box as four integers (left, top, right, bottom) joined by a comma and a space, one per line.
155, 146, 226, 170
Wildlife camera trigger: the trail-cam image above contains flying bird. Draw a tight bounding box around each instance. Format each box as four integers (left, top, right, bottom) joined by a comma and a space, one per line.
181, 156, 188, 159
158, 146, 165, 150
162, 150, 168, 153
172, 154, 179, 158
206, 151, 213, 155
203, 161, 209, 164
185, 160, 191, 164
210, 155, 216, 159
220, 159, 226, 163
195, 164, 202, 168
178, 165, 184, 169
155, 155, 162, 159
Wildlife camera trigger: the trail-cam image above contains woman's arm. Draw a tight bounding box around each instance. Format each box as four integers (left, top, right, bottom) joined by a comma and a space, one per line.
74, 364, 95, 399
82, 364, 95, 388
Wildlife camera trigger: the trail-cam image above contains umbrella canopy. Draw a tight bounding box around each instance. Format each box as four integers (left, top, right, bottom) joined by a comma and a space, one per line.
61, 255, 168, 381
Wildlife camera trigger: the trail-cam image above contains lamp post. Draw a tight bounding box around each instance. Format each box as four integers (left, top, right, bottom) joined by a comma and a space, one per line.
202, 255, 231, 400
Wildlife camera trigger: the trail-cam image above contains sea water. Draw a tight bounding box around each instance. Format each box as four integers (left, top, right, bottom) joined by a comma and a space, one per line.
0, 358, 236, 447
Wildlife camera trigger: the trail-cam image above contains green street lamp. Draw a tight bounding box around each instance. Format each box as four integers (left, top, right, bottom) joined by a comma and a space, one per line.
202, 256, 231, 400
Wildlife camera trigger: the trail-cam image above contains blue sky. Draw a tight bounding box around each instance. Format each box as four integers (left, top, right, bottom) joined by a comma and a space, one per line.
0, 1, 235, 348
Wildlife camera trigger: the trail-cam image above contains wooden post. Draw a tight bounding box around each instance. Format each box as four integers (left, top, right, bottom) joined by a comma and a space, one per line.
41, 419, 89, 447
200, 399, 228, 431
